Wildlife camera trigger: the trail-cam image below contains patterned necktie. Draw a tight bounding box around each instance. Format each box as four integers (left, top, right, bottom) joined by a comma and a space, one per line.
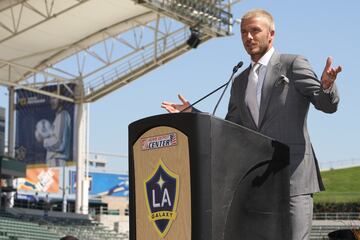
246, 63, 261, 126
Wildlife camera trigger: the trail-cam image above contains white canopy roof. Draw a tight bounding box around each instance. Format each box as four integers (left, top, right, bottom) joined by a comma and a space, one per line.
0, 0, 237, 102
0, 1, 150, 84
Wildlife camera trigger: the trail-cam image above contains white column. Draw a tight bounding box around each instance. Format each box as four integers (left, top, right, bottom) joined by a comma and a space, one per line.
7, 87, 15, 158
81, 175, 89, 214
75, 103, 84, 213
74, 81, 89, 214
62, 163, 67, 213
82, 103, 90, 214
6, 87, 15, 208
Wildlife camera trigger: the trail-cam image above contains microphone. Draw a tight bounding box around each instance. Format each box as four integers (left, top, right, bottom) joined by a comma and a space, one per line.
181, 61, 243, 113
232, 61, 244, 74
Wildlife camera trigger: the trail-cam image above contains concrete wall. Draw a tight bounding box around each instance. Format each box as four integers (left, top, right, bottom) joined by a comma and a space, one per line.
101, 195, 128, 215
95, 214, 129, 233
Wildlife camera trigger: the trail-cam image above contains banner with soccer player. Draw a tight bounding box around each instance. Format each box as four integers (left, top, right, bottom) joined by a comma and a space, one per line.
15, 85, 75, 167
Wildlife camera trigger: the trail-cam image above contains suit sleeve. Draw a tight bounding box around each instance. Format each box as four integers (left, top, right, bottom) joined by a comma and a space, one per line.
291, 55, 339, 113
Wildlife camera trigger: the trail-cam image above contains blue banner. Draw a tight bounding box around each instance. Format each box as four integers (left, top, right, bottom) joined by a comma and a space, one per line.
70, 171, 129, 197
15, 85, 75, 166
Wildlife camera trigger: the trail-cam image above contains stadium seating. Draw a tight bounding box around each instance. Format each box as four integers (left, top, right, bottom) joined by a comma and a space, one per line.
6, 208, 359, 240
311, 220, 360, 240
0, 214, 60, 240
0, 210, 129, 240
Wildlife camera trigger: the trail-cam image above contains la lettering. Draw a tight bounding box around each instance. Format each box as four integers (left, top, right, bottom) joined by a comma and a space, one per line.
152, 188, 172, 207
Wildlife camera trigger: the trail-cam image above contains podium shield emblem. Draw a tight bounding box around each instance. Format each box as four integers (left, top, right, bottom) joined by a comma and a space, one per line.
144, 160, 179, 238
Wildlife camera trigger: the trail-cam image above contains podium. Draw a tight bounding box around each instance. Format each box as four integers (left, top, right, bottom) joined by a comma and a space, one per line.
128, 113, 290, 240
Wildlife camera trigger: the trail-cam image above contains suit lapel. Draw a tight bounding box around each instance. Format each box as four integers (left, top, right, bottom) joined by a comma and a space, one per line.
258, 52, 282, 128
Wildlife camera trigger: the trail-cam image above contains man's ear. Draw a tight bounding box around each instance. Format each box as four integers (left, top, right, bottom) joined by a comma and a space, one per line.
269, 30, 275, 43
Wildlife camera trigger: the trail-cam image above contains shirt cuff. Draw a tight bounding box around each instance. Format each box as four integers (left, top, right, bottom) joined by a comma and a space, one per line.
322, 84, 333, 93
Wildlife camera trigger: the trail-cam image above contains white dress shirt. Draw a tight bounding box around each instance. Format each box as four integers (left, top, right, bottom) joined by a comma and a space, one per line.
251, 47, 275, 106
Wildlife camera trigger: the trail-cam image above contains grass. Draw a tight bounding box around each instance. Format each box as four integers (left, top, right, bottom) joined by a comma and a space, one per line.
314, 166, 360, 203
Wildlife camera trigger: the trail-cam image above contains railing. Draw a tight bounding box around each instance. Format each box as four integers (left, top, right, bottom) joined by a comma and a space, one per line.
313, 212, 360, 220
85, 24, 190, 98
319, 159, 360, 170
90, 206, 121, 216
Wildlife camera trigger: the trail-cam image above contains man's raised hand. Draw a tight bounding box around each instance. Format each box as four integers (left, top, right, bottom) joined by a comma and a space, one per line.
321, 56, 342, 89
161, 94, 192, 113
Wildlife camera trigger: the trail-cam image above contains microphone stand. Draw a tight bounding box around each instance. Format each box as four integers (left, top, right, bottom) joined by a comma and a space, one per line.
181, 61, 243, 113
180, 81, 231, 113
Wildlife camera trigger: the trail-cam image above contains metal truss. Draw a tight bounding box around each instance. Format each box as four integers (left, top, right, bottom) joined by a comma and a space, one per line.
0, 59, 75, 102
0, 0, 89, 44
2, 13, 211, 102
82, 14, 212, 102
0, 0, 239, 103
0, 0, 89, 101
133, 0, 233, 37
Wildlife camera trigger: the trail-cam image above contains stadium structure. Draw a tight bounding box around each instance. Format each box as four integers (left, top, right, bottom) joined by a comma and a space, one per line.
2, 1, 357, 240
0, 0, 241, 239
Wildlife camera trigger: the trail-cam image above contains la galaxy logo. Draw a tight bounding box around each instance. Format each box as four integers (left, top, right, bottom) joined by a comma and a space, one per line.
144, 160, 179, 238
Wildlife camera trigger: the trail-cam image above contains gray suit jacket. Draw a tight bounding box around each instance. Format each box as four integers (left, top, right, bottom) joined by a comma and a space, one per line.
226, 52, 339, 196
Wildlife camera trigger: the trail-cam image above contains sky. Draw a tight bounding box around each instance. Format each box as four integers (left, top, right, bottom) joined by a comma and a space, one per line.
1, 0, 360, 172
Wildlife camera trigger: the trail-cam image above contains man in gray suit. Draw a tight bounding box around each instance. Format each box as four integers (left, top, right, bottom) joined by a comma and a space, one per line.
161, 9, 342, 240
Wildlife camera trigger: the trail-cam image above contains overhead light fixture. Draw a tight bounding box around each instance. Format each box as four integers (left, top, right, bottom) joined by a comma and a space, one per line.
135, 0, 232, 36
186, 28, 201, 49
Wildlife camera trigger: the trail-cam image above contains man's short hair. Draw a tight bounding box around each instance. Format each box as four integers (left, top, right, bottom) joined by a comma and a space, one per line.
241, 9, 275, 32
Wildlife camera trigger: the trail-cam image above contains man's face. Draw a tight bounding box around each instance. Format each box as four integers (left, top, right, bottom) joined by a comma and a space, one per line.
241, 16, 274, 62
